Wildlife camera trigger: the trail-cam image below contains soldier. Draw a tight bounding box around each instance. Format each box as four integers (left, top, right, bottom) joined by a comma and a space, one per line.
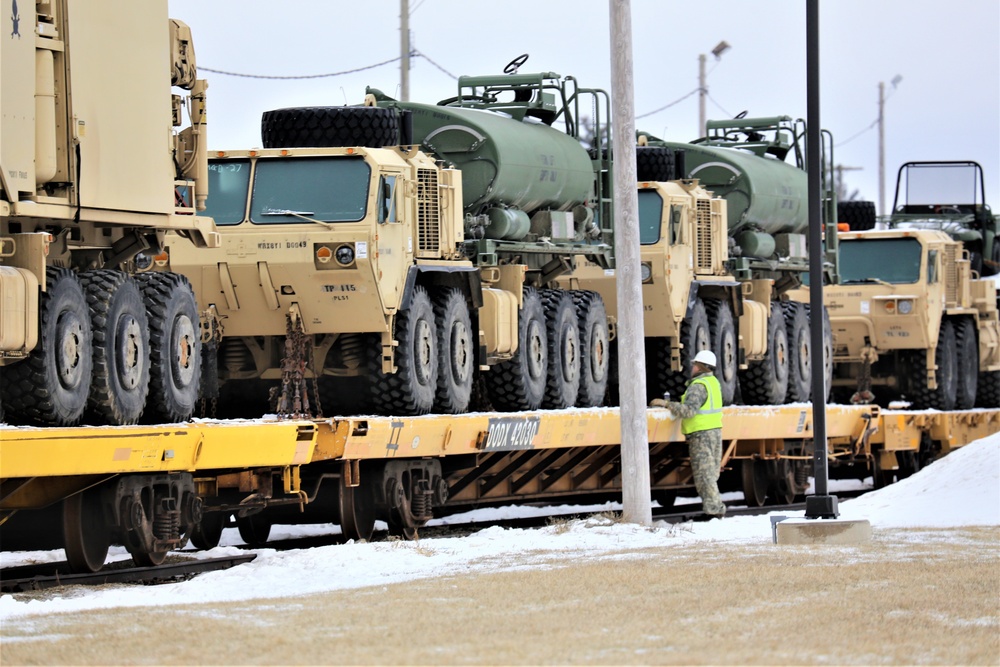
656, 349, 726, 519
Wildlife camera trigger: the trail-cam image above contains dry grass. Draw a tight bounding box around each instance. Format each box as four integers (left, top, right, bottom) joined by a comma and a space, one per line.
2, 526, 998, 665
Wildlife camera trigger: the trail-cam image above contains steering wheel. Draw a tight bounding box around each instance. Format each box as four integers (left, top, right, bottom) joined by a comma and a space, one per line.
935, 205, 963, 215
504, 54, 529, 74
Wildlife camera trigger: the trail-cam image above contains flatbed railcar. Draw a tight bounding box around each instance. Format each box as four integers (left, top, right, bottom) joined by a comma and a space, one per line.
1, 405, 997, 571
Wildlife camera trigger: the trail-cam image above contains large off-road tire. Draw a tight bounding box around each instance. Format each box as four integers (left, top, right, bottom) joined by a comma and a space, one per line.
540, 290, 581, 409
261, 106, 399, 149
485, 287, 547, 411
81, 271, 151, 425
838, 200, 877, 231
636, 146, 677, 182
976, 370, 1000, 407
782, 301, 811, 403
572, 290, 610, 408
318, 332, 376, 416
808, 305, 834, 402
647, 298, 711, 402
136, 273, 201, 423
371, 285, 438, 415
1, 268, 92, 426
954, 317, 979, 410
705, 298, 738, 405
432, 288, 474, 414
905, 319, 957, 411
739, 303, 789, 405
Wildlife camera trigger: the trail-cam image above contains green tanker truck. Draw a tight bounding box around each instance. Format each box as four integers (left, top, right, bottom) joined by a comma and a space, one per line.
561, 116, 838, 407
164, 60, 615, 417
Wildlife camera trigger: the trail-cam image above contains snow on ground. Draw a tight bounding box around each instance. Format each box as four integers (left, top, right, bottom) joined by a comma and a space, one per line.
0, 432, 997, 621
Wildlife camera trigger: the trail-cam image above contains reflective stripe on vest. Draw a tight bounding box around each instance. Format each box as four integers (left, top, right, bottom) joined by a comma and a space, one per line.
681, 374, 723, 435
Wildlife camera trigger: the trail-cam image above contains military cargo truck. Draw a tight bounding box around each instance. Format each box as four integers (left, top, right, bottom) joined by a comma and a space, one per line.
165, 61, 614, 417
1, 1, 217, 426
825, 228, 1000, 409
564, 117, 838, 407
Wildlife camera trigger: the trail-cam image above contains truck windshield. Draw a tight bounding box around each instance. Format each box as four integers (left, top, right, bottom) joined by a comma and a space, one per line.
201, 160, 251, 225
900, 163, 983, 207
840, 237, 922, 284
250, 157, 371, 224
638, 190, 663, 245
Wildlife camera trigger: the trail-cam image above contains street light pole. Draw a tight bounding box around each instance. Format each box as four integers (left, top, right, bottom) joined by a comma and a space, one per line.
878, 81, 885, 216
698, 42, 731, 138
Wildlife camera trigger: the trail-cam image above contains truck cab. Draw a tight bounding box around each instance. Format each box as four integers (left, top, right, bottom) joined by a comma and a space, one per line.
825, 228, 999, 409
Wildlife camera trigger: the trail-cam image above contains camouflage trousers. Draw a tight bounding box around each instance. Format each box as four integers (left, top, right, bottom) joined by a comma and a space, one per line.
688, 428, 726, 517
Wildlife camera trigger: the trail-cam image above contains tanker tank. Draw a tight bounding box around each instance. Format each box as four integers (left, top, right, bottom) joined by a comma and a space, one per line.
368, 88, 596, 242
640, 116, 820, 262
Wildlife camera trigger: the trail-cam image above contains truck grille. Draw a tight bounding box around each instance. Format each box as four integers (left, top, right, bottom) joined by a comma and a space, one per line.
417, 169, 440, 256
944, 244, 958, 306
695, 198, 714, 272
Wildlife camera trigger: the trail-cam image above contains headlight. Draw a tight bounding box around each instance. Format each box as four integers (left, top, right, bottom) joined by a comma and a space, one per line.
640, 262, 653, 283
335, 244, 355, 266
898, 299, 913, 315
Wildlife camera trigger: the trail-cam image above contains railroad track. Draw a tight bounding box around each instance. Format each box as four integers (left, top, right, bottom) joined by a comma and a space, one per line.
1, 490, 868, 592
0, 554, 256, 593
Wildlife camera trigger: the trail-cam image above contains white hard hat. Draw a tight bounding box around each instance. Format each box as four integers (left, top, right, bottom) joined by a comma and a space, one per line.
692, 349, 717, 368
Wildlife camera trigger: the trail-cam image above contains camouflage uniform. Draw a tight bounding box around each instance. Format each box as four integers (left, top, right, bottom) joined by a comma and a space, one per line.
668, 373, 726, 517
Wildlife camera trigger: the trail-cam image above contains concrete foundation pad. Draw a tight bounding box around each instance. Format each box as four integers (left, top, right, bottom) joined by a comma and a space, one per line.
775, 518, 872, 545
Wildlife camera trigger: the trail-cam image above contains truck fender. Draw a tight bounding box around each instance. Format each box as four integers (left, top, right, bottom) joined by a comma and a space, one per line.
399, 265, 483, 311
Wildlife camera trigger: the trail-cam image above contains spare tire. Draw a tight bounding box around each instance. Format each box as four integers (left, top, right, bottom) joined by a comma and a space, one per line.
837, 200, 877, 231
261, 106, 399, 149
636, 146, 677, 182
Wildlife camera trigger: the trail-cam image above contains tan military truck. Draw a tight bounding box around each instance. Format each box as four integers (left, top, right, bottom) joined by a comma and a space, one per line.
165, 68, 615, 417
1, 1, 217, 426
825, 228, 1000, 409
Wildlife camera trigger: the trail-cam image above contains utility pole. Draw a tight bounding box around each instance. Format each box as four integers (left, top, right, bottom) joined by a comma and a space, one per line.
400, 0, 410, 102
878, 81, 885, 216
609, 0, 651, 526
698, 53, 707, 137
833, 164, 863, 203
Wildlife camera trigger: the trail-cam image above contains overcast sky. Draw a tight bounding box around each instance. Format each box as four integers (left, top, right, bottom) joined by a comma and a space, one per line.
168, 0, 1000, 211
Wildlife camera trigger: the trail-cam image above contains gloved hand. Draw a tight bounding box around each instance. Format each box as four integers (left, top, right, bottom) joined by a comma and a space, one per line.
649, 398, 669, 408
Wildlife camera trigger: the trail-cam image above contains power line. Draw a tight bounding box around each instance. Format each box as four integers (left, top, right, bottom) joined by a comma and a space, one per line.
705, 91, 732, 119
413, 49, 457, 80
635, 88, 699, 120
835, 118, 878, 147
200, 56, 402, 80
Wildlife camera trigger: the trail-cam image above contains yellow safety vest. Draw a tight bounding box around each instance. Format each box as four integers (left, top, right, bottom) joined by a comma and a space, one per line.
681, 373, 723, 435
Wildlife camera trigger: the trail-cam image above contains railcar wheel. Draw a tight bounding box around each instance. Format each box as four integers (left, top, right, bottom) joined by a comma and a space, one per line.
485, 287, 547, 411
573, 291, 610, 407
954, 317, 979, 410
906, 320, 957, 410
433, 288, 474, 414
129, 545, 168, 567
137, 273, 201, 423
63, 487, 111, 573
541, 290, 581, 409
765, 460, 797, 505
739, 303, 789, 405
705, 299, 738, 405
372, 285, 438, 415
1, 268, 93, 426
81, 271, 151, 425
236, 513, 272, 546
782, 301, 811, 403
190, 512, 228, 550
338, 469, 377, 542
741, 459, 769, 507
